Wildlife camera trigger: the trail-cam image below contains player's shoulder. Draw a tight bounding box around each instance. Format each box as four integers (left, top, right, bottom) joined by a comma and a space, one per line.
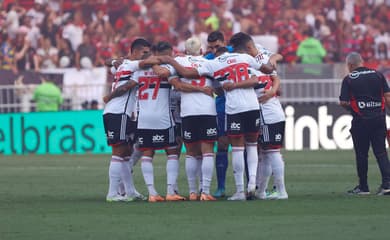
174, 55, 186, 62
119, 59, 139, 70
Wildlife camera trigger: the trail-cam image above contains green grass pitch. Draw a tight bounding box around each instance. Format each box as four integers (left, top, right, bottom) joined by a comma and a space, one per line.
0, 150, 389, 240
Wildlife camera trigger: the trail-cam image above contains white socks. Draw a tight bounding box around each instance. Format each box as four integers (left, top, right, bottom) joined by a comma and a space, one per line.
166, 155, 179, 195
257, 151, 272, 194
141, 156, 158, 196
246, 142, 258, 191
257, 150, 287, 195
201, 153, 214, 194
232, 147, 245, 193
120, 156, 135, 196
268, 151, 287, 194
107, 156, 123, 198
185, 155, 198, 194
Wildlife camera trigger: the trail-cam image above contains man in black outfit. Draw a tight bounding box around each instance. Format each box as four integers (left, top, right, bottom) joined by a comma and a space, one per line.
339, 52, 390, 195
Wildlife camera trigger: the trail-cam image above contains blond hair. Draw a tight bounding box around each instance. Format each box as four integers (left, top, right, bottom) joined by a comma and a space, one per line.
185, 37, 202, 55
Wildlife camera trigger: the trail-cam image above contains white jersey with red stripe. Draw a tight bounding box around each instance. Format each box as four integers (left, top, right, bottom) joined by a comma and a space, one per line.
103, 59, 140, 118
172, 55, 216, 117
251, 68, 285, 124
197, 52, 261, 114
132, 65, 176, 129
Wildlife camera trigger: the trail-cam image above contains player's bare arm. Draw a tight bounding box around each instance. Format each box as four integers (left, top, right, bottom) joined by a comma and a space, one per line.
158, 56, 200, 79
259, 61, 275, 74
152, 64, 170, 78
140, 56, 161, 69
170, 77, 214, 96
105, 58, 124, 68
259, 75, 280, 103
223, 75, 259, 91
269, 53, 283, 68
103, 80, 137, 103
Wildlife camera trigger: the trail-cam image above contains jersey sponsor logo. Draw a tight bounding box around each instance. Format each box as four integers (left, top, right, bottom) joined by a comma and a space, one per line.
275, 133, 282, 142
349, 70, 376, 79
358, 101, 381, 109
230, 122, 241, 130
107, 131, 114, 139
152, 134, 165, 143
206, 128, 217, 136
183, 131, 192, 139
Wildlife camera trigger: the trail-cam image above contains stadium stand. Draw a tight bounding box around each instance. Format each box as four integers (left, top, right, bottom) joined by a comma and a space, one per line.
0, 0, 389, 111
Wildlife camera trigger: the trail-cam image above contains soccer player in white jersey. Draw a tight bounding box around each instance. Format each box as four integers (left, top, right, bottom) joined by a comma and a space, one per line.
158, 33, 274, 201
102, 38, 155, 202
170, 37, 218, 201
251, 58, 288, 200
133, 41, 189, 202
230, 33, 287, 200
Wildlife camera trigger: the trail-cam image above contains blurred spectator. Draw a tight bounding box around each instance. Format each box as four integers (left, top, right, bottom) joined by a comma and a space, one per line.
118, 29, 139, 58
47, 0, 62, 13
58, 38, 75, 68
374, 23, 390, 56
95, 35, 117, 67
114, 11, 142, 41
321, 27, 340, 63
75, 33, 96, 70
5, 3, 25, 39
81, 99, 99, 110
62, 10, 85, 51
296, 27, 326, 64
14, 28, 35, 72
26, 0, 45, 27
279, 32, 299, 64
32, 77, 63, 112
360, 36, 375, 63
0, 0, 389, 68
376, 42, 389, 60
22, 12, 41, 49
142, 7, 170, 43
34, 36, 58, 70
107, 0, 128, 27
90, 99, 99, 110
194, 0, 213, 19
205, 2, 234, 33
40, 10, 59, 48
192, 18, 209, 50
0, 32, 17, 73
90, 9, 113, 38
342, 23, 361, 59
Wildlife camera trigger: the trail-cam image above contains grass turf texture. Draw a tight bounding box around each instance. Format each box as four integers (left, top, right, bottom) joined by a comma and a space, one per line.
0, 150, 388, 240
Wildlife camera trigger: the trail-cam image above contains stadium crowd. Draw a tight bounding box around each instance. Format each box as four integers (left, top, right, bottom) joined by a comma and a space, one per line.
1, 0, 390, 74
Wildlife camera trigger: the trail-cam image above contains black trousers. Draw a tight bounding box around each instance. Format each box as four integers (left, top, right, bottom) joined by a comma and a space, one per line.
350, 115, 390, 188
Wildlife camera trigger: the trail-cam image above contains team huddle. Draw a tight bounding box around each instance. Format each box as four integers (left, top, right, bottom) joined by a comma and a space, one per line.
102, 31, 288, 202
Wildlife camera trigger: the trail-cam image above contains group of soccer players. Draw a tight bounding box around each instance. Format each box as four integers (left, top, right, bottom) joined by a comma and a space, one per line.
102, 30, 288, 202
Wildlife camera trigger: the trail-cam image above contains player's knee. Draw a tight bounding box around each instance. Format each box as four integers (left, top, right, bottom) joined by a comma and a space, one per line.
112, 144, 131, 157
